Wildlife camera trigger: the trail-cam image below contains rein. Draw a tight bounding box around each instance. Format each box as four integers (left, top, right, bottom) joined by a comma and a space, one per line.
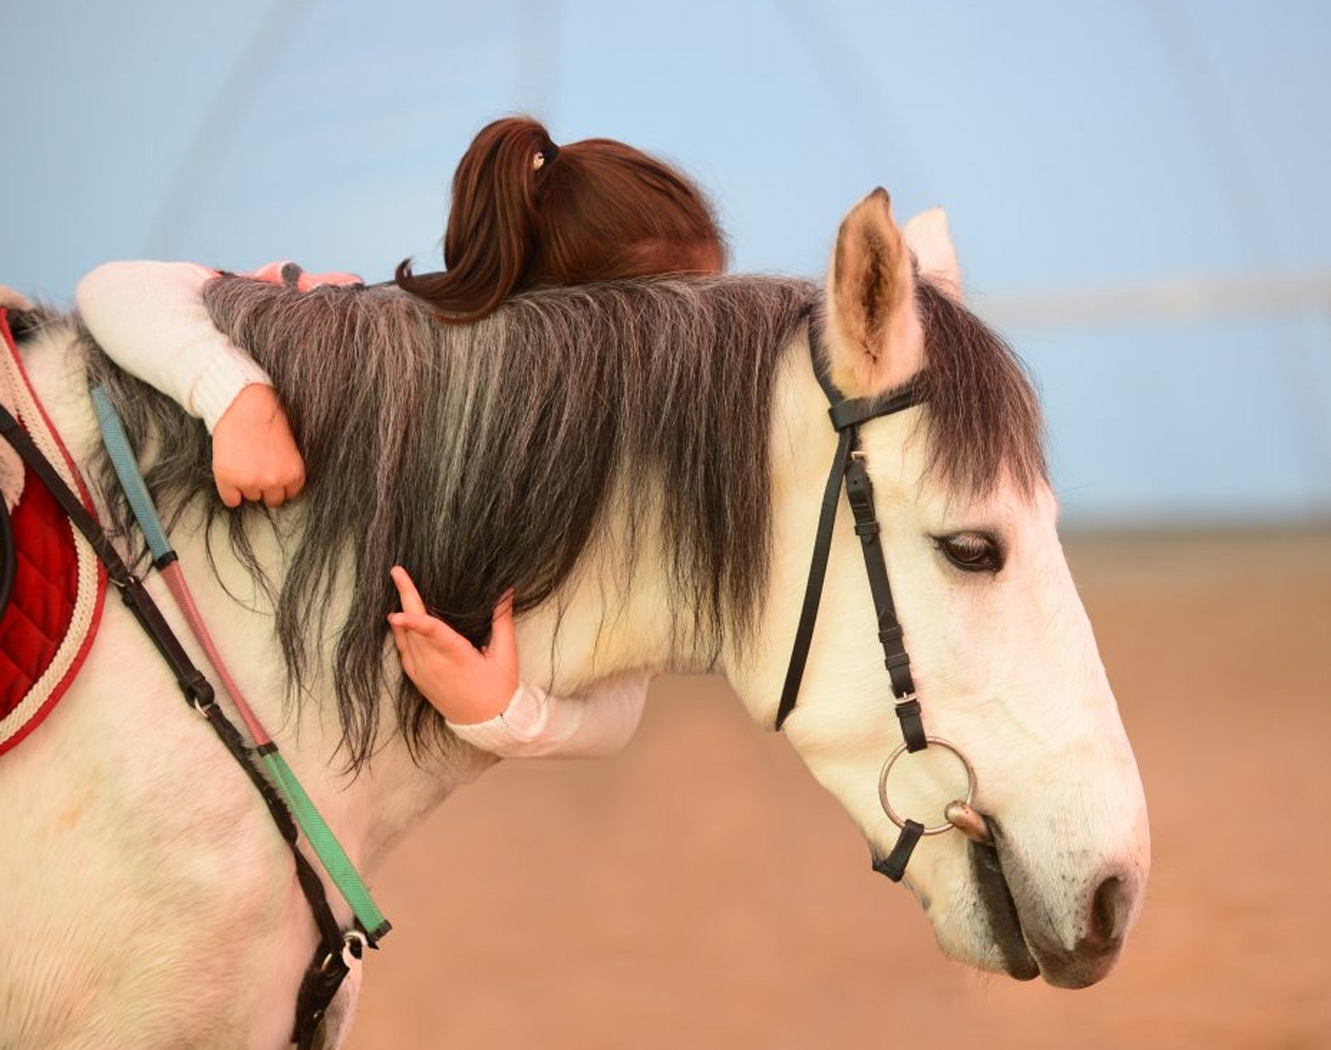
0, 396, 374, 1050
775, 322, 984, 881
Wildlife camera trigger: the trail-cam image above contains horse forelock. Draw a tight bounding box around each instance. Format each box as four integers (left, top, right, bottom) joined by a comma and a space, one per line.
913, 279, 1048, 502
83, 274, 817, 767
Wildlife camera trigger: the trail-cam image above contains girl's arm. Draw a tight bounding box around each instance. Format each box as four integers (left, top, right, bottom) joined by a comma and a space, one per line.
387, 566, 649, 759
76, 260, 322, 506
76, 261, 272, 431
449, 674, 649, 760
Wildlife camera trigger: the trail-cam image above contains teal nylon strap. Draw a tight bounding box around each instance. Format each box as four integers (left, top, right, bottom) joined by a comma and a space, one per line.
91, 385, 389, 942
264, 751, 390, 940
91, 387, 171, 561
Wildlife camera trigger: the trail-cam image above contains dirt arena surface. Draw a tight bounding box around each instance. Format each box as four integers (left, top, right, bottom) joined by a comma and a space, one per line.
345, 530, 1331, 1050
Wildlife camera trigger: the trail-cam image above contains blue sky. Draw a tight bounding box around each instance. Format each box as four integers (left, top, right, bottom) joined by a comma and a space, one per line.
4, 0, 1329, 525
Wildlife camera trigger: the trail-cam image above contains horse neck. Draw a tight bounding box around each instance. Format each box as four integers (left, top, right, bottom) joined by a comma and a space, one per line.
512, 329, 831, 700
19, 322, 479, 876
511, 495, 721, 689
176, 516, 477, 867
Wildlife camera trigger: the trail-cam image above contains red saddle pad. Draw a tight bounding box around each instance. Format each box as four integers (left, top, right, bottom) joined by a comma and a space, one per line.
0, 307, 106, 755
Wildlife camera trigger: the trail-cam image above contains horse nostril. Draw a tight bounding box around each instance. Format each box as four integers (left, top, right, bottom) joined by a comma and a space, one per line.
1087, 875, 1125, 950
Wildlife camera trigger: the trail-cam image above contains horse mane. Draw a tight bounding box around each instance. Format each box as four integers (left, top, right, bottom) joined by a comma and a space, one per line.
79, 272, 1043, 770
85, 275, 816, 767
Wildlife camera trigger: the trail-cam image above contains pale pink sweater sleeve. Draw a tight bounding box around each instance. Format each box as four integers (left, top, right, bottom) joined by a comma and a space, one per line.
448, 673, 651, 759
75, 260, 273, 432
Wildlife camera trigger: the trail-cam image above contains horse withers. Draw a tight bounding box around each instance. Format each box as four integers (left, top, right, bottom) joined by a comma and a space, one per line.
0, 191, 1148, 1048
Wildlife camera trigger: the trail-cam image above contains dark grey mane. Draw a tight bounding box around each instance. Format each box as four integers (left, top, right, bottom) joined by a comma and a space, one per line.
80, 272, 1043, 769
85, 275, 815, 766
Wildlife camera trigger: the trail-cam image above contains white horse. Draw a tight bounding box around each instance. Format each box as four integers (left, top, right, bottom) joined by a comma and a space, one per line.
0, 192, 1148, 1048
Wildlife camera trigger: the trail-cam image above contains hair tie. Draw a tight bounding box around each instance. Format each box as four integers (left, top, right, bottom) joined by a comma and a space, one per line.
532, 140, 560, 171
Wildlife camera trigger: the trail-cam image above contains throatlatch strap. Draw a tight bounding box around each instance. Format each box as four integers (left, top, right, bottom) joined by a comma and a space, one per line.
843, 457, 926, 753
774, 425, 855, 730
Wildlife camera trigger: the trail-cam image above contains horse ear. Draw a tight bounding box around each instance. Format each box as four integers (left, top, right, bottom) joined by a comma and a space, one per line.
904, 207, 962, 300
826, 188, 924, 397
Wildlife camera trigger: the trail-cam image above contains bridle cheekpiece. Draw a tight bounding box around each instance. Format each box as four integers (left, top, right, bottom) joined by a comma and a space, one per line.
774, 318, 984, 882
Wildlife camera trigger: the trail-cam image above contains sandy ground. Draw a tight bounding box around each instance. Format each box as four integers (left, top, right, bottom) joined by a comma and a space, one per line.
343, 530, 1331, 1050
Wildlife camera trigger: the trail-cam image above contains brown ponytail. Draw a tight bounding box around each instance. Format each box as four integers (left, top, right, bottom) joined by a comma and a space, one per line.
396, 116, 726, 324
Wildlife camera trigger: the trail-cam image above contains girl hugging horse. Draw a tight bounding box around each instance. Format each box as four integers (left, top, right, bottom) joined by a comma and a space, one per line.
76, 116, 724, 760
0, 166, 1150, 1049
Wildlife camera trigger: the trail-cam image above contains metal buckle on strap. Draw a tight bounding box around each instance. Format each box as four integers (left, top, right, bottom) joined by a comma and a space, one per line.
315, 930, 369, 976
340, 930, 368, 968
107, 569, 139, 592
182, 670, 216, 715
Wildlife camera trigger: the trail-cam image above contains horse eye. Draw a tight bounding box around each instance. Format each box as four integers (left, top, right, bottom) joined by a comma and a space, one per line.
936, 532, 1004, 574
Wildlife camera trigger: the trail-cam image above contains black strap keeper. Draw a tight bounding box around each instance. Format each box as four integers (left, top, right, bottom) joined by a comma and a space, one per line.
873, 819, 925, 882
182, 670, 215, 708
885, 651, 911, 670
878, 624, 903, 644
895, 699, 927, 752
829, 398, 875, 432
854, 521, 879, 540
829, 386, 923, 432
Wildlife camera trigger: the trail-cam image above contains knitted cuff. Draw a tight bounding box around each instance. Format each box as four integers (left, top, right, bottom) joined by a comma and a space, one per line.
189, 351, 276, 433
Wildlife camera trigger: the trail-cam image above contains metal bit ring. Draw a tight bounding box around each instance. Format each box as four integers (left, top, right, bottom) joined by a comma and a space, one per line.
878, 736, 979, 836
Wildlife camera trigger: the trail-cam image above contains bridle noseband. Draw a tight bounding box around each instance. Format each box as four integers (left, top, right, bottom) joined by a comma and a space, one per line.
774, 320, 985, 881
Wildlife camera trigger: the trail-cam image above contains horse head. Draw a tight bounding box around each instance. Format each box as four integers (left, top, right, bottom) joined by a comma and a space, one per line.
727, 189, 1150, 988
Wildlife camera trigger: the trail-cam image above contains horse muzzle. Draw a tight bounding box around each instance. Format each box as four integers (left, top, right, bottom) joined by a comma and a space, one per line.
969, 823, 1142, 988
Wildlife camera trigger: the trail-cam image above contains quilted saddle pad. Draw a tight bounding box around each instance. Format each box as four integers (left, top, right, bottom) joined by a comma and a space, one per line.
0, 307, 106, 755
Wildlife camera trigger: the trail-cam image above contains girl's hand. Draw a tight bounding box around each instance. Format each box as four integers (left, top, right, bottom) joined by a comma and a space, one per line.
387, 566, 518, 725
247, 260, 363, 291
211, 384, 306, 508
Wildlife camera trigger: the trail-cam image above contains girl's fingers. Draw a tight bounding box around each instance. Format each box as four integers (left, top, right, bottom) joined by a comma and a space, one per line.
390, 565, 428, 616
218, 482, 243, 508
388, 611, 471, 655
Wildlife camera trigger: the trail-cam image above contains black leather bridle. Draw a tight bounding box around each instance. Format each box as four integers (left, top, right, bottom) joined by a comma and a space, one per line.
773, 319, 933, 882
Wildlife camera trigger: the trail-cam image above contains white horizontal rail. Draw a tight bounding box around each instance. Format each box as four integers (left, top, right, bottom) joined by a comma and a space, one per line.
976, 270, 1331, 331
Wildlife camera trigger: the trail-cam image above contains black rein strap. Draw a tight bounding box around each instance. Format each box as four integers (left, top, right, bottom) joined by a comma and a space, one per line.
0, 403, 352, 1048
